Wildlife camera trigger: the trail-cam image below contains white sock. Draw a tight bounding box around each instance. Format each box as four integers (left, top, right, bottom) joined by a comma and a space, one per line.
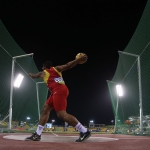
75, 122, 87, 133
36, 125, 44, 135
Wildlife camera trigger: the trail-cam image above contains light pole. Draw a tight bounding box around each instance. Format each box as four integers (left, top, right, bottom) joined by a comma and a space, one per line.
9, 53, 34, 130
36, 82, 48, 121
89, 120, 94, 128
114, 85, 123, 133
118, 51, 143, 134
52, 120, 55, 125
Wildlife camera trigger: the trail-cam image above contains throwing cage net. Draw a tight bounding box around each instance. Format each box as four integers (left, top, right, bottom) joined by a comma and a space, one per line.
0, 20, 48, 131
107, 0, 150, 135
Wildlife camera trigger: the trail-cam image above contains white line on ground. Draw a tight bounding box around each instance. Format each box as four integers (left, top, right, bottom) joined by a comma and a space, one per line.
50, 131, 58, 136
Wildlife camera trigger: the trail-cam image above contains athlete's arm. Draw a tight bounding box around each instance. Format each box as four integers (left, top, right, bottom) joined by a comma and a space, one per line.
29, 71, 45, 78
55, 54, 88, 72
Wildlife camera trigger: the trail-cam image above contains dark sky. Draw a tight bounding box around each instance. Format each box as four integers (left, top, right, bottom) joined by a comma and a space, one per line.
1, 0, 148, 126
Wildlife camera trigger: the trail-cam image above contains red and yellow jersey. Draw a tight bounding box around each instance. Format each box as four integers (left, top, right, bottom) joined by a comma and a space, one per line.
43, 67, 66, 92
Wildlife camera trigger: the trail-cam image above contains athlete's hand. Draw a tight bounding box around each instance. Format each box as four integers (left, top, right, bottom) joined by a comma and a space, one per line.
77, 54, 88, 63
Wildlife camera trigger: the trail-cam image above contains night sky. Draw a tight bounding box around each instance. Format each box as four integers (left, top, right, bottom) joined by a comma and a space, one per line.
1, 0, 148, 126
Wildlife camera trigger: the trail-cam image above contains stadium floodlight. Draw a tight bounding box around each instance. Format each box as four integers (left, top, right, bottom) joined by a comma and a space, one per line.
52, 120, 55, 123
116, 85, 123, 97
27, 117, 30, 120
14, 74, 24, 88
89, 120, 94, 128
111, 120, 114, 125
52, 120, 55, 126
90, 120, 94, 123
114, 84, 123, 133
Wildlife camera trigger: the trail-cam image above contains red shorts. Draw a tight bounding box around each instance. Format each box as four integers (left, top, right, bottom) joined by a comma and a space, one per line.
46, 85, 69, 112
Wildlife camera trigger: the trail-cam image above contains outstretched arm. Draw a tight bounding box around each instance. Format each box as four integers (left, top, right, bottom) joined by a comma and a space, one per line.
55, 54, 88, 72
29, 71, 45, 78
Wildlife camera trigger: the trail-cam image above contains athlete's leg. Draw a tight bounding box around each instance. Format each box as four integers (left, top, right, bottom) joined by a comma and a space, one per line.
25, 103, 52, 141
57, 110, 91, 142
57, 110, 78, 126
56, 110, 87, 133
54, 86, 91, 142
39, 103, 52, 126
36, 103, 52, 135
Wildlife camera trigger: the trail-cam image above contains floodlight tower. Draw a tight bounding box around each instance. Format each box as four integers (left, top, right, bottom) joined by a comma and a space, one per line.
9, 53, 34, 130
114, 84, 123, 133
89, 120, 94, 128
118, 51, 143, 134
52, 120, 55, 126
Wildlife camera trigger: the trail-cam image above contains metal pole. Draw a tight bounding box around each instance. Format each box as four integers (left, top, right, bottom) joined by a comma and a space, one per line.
106, 80, 117, 84
36, 83, 41, 121
9, 53, 34, 130
137, 56, 143, 133
13, 53, 34, 59
118, 51, 143, 134
36, 82, 48, 121
118, 51, 139, 57
9, 58, 15, 130
114, 96, 119, 133
107, 80, 118, 133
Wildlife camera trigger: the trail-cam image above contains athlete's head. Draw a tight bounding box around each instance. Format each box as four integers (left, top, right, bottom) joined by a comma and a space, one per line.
42, 61, 52, 70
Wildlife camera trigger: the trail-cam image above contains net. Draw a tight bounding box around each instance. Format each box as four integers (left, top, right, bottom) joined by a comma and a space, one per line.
107, 0, 150, 135
0, 20, 48, 131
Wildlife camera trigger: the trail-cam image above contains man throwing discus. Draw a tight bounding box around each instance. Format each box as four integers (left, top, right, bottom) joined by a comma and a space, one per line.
25, 53, 91, 142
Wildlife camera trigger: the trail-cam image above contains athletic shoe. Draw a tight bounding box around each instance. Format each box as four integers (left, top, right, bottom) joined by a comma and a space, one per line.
25, 132, 41, 141
75, 130, 91, 142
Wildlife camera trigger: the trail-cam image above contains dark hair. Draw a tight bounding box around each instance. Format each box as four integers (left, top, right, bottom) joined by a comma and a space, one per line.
43, 61, 52, 69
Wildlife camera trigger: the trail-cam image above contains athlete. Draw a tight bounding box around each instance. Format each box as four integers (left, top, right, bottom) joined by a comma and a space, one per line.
25, 53, 91, 142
